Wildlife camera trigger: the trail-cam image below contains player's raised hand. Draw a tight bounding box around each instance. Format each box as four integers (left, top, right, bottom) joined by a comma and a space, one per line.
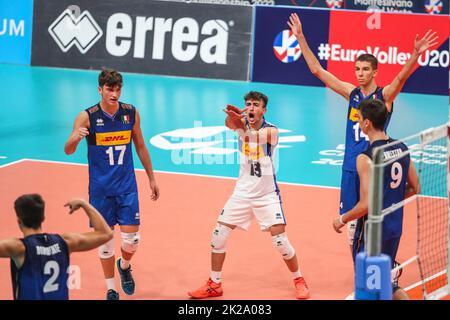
224, 105, 245, 119
414, 30, 439, 55
287, 13, 303, 38
226, 104, 244, 114
64, 199, 86, 214
77, 127, 89, 141
149, 179, 159, 201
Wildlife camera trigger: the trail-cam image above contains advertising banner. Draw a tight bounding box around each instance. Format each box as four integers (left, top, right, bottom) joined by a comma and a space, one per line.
0, 0, 33, 65
160, 0, 449, 15
252, 7, 330, 87
31, 0, 252, 80
252, 6, 449, 95
277, 0, 449, 15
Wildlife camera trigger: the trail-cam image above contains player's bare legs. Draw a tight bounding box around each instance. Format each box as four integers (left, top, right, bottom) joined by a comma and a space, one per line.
188, 221, 236, 299
269, 224, 310, 299
120, 225, 139, 263
116, 224, 139, 296
211, 221, 236, 272
98, 226, 118, 300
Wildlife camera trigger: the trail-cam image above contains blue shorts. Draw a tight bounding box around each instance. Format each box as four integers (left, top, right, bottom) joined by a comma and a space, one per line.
89, 192, 140, 227
352, 235, 400, 269
339, 170, 360, 215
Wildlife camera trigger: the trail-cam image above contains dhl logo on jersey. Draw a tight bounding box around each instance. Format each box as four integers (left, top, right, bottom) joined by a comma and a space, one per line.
349, 107, 359, 122
243, 143, 264, 160
96, 130, 131, 146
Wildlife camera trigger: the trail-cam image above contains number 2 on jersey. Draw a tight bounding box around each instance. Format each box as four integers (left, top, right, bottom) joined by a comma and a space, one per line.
43, 261, 60, 293
106, 145, 126, 165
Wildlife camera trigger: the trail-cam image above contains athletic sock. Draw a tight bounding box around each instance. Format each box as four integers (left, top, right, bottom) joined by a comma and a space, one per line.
292, 270, 302, 279
106, 278, 116, 291
120, 258, 130, 270
210, 271, 222, 284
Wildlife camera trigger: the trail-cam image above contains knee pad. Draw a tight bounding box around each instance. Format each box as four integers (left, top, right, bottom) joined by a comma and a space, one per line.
98, 237, 115, 259
347, 220, 357, 246
211, 223, 232, 253
121, 232, 140, 254
272, 233, 295, 260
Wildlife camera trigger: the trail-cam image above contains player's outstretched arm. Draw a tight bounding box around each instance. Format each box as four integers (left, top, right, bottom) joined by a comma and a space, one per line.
132, 110, 159, 201
288, 13, 355, 100
64, 111, 90, 155
62, 199, 113, 253
383, 30, 439, 106
224, 104, 245, 131
405, 161, 420, 199
333, 154, 370, 233
0, 238, 25, 258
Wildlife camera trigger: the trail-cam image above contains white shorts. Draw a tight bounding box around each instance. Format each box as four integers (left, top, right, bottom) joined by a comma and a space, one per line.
218, 192, 286, 231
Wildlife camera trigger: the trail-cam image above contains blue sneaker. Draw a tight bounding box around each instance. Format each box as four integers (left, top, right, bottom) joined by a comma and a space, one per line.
106, 289, 119, 300
116, 258, 135, 295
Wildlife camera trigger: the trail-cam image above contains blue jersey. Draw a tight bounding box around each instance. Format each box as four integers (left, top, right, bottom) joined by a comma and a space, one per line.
343, 87, 392, 172
10, 234, 70, 300
354, 139, 410, 252
85, 103, 138, 197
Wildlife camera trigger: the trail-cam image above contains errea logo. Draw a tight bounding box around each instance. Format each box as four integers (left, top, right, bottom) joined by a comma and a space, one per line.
48, 9, 103, 54
48, 7, 230, 64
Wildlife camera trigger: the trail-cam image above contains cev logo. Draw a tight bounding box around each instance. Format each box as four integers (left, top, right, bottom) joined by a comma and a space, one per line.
424, 0, 443, 14
273, 30, 301, 64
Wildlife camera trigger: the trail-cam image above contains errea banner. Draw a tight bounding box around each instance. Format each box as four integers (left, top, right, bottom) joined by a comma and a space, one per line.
0, 0, 33, 65
31, 0, 252, 81
252, 6, 449, 95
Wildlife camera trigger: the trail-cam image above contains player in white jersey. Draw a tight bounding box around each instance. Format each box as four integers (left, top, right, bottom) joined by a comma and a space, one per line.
188, 91, 310, 299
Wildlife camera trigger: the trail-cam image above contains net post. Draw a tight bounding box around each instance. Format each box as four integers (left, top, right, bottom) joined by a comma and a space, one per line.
367, 147, 384, 257
355, 146, 392, 300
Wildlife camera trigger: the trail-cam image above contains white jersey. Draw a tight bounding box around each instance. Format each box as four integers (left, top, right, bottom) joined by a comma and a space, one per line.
232, 119, 280, 199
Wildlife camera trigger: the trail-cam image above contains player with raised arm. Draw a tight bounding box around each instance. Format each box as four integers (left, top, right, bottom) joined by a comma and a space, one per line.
288, 13, 436, 252
0, 194, 113, 300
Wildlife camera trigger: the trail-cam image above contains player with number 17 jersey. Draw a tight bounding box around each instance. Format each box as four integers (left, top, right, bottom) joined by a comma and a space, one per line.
85, 102, 137, 198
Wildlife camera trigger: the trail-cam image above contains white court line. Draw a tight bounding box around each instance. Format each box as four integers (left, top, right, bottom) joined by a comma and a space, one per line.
0, 159, 27, 168
404, 269, 447, 292
8, 158, 340, 190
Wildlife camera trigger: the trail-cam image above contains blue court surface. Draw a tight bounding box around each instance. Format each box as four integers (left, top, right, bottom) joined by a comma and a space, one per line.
0, 63, 447, 191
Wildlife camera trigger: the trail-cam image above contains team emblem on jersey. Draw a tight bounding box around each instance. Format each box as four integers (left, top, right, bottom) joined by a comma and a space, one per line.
273, 30, 302, 64
424, 0, 443, 14
96, 118, 104, 126
326, 0, 343, 9
121, 115, 130, 124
